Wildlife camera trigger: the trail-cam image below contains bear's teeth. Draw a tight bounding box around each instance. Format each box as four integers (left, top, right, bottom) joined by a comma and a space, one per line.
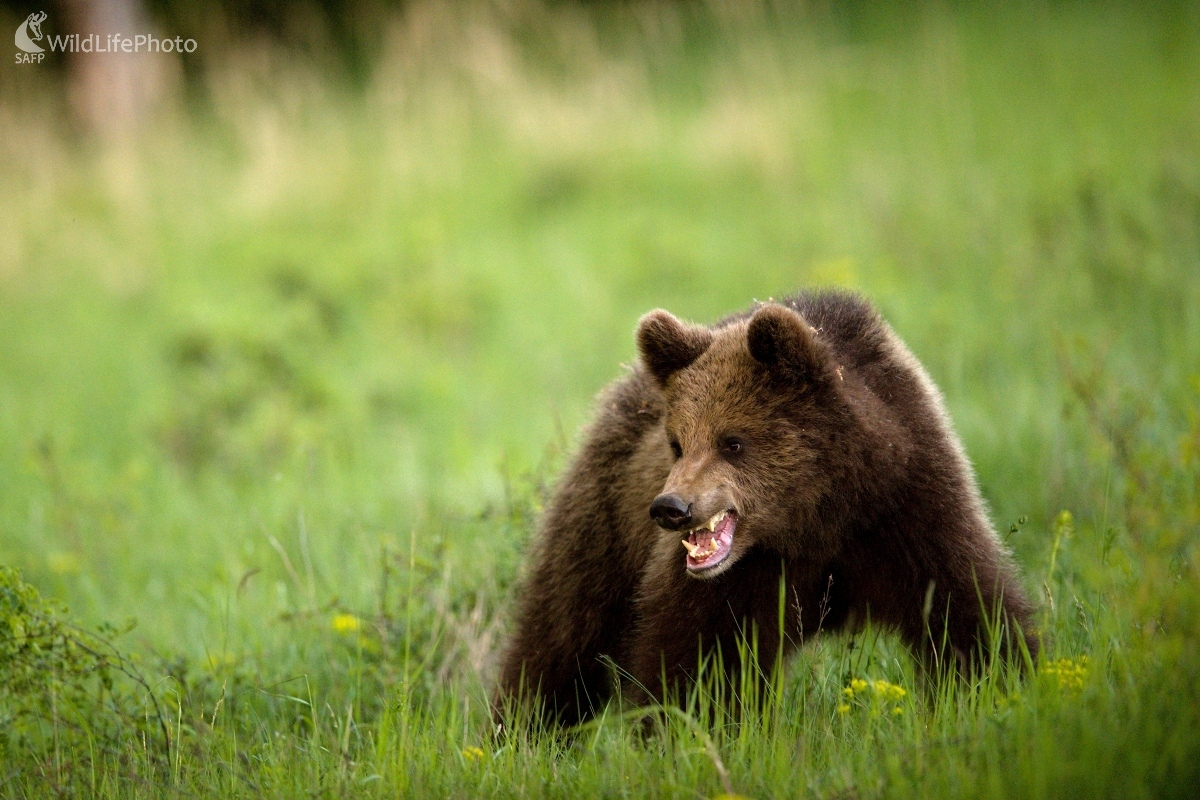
697, 510, 726, 533
683, 536, 722, 559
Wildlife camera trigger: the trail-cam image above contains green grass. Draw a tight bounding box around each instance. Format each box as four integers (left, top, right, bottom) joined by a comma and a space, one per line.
1, 1, 1199, 796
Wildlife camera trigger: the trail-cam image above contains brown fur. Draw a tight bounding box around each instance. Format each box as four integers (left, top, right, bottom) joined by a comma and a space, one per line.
495, 290, 1037, 727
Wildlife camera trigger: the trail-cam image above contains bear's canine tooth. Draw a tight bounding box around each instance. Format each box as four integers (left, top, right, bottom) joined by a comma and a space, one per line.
681, 539, 699, 556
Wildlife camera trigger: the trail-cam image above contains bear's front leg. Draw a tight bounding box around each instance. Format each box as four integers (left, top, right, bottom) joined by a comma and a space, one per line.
623, 541, 793, 707
493, 426, 667, 727
493, 510, 641, 727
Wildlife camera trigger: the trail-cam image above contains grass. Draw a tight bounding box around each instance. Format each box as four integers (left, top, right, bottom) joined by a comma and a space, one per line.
1, 0, 1199, 796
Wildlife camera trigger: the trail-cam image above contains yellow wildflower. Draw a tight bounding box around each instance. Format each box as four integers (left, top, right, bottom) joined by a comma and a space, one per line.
1043, 656, 1088, 693
331, 613, 362, 634
462, 746, 485, 762
870, 679, 908, 703
840, 676, 910, 716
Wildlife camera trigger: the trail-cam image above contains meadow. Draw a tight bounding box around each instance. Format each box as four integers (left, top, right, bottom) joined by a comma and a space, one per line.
1, 1, 1198, 796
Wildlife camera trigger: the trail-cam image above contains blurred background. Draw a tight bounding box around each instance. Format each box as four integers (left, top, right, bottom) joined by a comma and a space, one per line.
1, 0, 1198, 689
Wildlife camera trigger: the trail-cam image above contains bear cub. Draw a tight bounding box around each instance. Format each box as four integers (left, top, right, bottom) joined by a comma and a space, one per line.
495, 290, 1036, 726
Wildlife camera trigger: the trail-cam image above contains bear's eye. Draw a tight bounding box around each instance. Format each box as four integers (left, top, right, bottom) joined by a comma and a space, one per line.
720, 436, 745, 457
669, 439, 683, 459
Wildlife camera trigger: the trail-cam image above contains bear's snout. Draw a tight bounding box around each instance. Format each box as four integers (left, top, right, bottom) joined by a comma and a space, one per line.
649, 493, 692, 530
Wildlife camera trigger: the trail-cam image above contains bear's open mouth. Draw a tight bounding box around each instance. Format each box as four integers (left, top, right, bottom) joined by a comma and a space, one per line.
681, 510, 737, 573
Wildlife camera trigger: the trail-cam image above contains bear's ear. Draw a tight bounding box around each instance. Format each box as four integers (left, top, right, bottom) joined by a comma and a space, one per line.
636, 309, 715, 386
746, 304, 828, 380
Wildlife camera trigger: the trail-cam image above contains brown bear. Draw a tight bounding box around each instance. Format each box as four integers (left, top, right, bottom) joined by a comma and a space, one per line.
495, 290, 1036, 727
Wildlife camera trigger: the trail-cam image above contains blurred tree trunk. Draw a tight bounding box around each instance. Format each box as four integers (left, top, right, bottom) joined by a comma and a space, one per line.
63, 0, 171, 138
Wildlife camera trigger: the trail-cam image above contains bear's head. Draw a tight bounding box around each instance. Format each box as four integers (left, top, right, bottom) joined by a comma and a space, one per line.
636, 302, 846, 579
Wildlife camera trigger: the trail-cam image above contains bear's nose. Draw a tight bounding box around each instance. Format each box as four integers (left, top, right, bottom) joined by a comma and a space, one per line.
649, 494, 693, 530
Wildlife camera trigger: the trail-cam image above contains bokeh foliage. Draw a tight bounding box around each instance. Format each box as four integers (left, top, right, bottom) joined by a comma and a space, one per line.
0, 0, 1198, 796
